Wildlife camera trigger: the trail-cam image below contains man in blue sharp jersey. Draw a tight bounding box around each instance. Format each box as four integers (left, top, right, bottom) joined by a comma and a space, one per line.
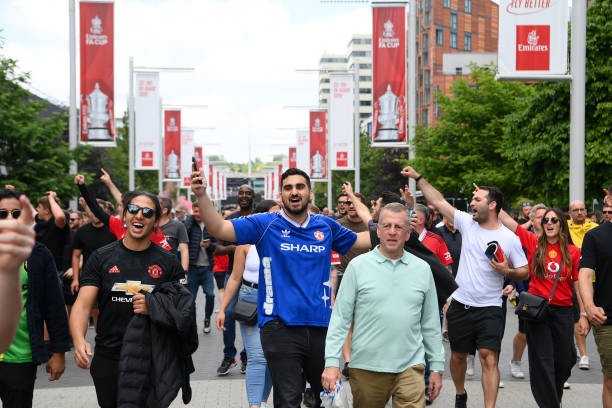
191, 168, 372, 408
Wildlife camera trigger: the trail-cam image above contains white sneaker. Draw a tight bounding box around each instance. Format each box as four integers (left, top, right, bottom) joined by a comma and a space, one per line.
510, 360, 525, 379
564, 382, 570, 389
499, 380, 505, 388
579, 355, 590, 370
466, 355, 475, 377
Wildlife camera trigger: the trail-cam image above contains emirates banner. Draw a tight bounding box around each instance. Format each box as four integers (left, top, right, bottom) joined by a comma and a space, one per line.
288, 147, 297, 169
329, 74, 354, 170
498, 0, 568, 78
163, 110, 181, 180
134, 72, 161, 170
180, 129, 195, 188
296, 130, 310, 174
309, 111, 327, 180
372, 4, 407, 146
79, 1, 115, 145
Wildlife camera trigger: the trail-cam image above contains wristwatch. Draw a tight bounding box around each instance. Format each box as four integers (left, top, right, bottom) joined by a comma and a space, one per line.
580, 312, 588, 317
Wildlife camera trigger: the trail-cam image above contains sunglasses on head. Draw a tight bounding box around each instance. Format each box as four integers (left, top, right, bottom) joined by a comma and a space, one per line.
0, 209, 21, 219
543, 217, 560, 225
127, 204, 155, 218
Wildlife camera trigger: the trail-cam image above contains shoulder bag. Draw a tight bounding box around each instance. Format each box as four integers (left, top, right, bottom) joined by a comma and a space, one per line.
515, 260, 563, 322
232, 291, 258, 326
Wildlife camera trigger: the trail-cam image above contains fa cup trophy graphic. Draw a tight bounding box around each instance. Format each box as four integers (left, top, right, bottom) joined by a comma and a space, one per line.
85, 82, 112, 140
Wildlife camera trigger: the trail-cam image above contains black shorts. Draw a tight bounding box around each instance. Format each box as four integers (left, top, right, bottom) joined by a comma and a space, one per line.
446, 299, 504, 353
213, 272, 225, 290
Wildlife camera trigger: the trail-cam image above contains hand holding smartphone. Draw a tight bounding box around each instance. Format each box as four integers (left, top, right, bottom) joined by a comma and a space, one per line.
192, 157, 202, 185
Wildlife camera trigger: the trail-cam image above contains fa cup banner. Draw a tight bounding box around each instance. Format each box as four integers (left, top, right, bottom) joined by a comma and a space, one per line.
163, 110, 181, 180
80, 1, 115, 145
329, 74, 354, 170
180, 129, 195, 188
134, 72, 161, 170
309, 111, 327, 180
288, 147, 297, 169
296, 130, 310, 175
372, 4, 407, 146
498, 0, 568, 78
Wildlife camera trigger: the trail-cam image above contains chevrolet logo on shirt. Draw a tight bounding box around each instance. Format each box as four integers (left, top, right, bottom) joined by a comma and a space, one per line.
111, 280, 155, 295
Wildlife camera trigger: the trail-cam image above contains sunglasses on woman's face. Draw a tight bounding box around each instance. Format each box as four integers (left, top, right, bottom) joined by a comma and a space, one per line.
126, 204, 155, 218
0, 209, 21, 219
542, 217, 560, 225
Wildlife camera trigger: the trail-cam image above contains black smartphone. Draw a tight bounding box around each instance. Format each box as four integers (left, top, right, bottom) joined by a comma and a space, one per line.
192, 157, 202, 185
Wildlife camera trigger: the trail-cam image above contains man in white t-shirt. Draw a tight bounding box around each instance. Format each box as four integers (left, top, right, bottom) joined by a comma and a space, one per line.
401, 166, 529, 408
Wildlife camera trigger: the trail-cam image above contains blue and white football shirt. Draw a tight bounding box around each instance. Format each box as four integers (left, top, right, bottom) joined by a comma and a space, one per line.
232, 210, 357, 327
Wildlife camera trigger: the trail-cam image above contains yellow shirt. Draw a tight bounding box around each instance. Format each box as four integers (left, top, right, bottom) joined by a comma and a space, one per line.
568, 219, 599, 248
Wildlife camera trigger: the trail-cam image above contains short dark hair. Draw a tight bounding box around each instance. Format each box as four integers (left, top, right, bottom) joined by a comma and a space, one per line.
353, 192, 366, 204
254, 200, 278, 214
281, 168, 311, 189
122, 191, 162, 221
0, 189, 22, 202
337, 192, 348, 200
480, 185, 505, 214
158, 196, 173, 212
379, 191, 402, 206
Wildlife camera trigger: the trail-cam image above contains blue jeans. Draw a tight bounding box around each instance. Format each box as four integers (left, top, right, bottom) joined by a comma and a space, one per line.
223, 273, 247, 361
239, 285, 272, 406
187, 265, 215, 320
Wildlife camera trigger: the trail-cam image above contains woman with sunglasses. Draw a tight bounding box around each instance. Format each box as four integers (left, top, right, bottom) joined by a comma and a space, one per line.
499, 207, 587, 407
69, 191, 186, 407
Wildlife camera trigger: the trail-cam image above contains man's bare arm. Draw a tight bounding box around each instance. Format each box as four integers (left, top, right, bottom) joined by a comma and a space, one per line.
498, 209, 519, 233
400, 166, 456, 221
191, 169, 237, 242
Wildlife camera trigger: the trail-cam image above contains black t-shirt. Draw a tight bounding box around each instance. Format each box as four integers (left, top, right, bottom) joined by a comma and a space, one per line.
73, 223, 117, 270
580, 222, 612, 324
80, 240, 185, 358
35, 215, 71, 272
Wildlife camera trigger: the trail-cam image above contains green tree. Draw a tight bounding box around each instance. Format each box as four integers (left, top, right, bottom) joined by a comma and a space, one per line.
409, 64, 534, 204
501, 0, 612, 208
0, 52, 89, 204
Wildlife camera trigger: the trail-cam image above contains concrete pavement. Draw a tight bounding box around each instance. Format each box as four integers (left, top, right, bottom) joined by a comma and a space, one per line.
33, 287, 605, 407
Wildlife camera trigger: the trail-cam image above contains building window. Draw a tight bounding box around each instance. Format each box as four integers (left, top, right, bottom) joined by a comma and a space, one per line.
450, 32, 457, 48
456, 67, 463, 75
464, 33, 472, 51
423, 51, 429, 66
360, 100, 372, 106
425, 87, 431, 103
436, 28, 444, 45
465, 0, 472, 13
443, 0, 450, 8
422, 109, 429, 127
425, 11, 430, 26
359, 75, 372, 82
450, 13, 458, 30
359, 88, 372, 94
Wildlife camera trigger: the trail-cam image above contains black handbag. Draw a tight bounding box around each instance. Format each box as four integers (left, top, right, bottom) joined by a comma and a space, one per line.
515, 261, 563, 322
232, 297, 258, 326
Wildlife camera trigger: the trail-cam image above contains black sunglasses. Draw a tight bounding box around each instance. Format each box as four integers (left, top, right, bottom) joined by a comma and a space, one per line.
0, 209, 21, 219
542, 217, 560, 224
338, 200, 352, 205
603, 211, 612, 214
127, 204, 155, 218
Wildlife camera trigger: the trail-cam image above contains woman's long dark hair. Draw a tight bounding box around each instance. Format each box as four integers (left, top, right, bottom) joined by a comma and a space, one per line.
532, 208, 573, 280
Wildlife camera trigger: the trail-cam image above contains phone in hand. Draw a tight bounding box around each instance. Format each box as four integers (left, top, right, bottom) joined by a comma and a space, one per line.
192, 157, 202, 185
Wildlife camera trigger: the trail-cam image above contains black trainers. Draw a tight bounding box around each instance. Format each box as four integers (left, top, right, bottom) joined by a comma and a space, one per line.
455, 392, 468, 408
203, 318, 211, 334
216, 358, 236, 376
240, 356, 247, 374
342, 362, 350, 379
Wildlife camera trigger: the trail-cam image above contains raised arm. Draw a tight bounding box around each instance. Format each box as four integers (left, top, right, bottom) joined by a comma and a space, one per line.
75, 175, 110, 226
498, 209, 519, 233
47, 191, 66, 228
400, 166, 455, 221
341, 181, 371, 225
99, 168, 122, 205
191, 168, 236, 242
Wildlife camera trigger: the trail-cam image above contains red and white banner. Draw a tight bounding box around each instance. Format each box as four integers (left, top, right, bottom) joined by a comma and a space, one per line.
498, 0, 568, 77
180, 129, 195, 188
288, 147, 297, 168
163, 110, 181, 180
80, 1, 115, 145
134, 72, 160, 169
296, 130, 310, 174
372, 4, 407, 145
329, 73, 354, 170
309, 111, 327, 180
